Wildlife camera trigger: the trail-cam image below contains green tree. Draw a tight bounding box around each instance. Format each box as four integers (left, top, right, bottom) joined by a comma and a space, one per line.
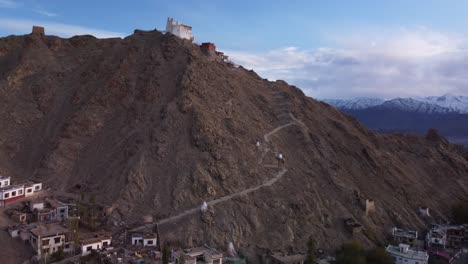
305, 237, 316, 264
50, 248, 65, 262
336, 242, 366, 264
162, 244, 170, 264
452, 201, 468, 224
366, 248, 393, 264
179, 253, 186, 264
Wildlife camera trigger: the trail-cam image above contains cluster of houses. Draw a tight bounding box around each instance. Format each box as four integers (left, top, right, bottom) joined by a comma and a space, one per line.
386, 224, 468, 263
2, 175, 113, 260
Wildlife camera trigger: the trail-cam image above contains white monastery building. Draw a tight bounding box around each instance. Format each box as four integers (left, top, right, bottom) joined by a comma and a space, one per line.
165, 17, 194, 42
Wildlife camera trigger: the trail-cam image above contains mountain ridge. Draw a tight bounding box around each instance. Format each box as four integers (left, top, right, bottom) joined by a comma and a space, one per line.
0, 31, 467, 261
322, 94, 468, 113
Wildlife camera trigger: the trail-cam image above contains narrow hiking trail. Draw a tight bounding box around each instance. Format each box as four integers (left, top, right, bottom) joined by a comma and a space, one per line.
131, 90, 305, 232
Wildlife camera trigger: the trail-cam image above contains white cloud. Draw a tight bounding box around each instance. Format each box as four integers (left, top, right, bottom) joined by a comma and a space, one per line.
34, 9, 59, 17
226, 28, 468, 99
0, 18, 125, 38
0, 0, 18, 8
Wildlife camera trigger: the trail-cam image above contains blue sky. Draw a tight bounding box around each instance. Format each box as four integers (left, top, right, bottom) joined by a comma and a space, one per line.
1, 0, 468, 98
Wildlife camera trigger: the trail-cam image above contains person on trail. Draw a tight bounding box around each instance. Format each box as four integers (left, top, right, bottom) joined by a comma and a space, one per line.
255, 139, 260, 148
201, 201, 208, 212
277, 152, 285, 167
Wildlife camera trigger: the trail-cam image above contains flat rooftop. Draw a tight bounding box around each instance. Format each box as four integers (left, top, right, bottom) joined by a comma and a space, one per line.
80, 230, 111, 245
393, 228, 418, 238
0, 176, 10, 180
30, 223, 68, 237
386, 245, 428, 261
184, 246, 222, 258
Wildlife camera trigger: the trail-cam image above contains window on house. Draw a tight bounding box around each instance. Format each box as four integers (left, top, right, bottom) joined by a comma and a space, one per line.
60, 209, 66, 213
4, 193, 9, 198
35, 185, 40, 190
43, 239, 50, 245
147, 240, 153, 245
54, 237, 61, 244
18, 189, 23, 195
11, 191, 16, 196
86, 246, 92, 252
103, 241, 108, 247
27, 189, 32, 193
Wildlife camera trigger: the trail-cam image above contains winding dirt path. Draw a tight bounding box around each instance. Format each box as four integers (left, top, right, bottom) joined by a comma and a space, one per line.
131, 112, 304, 232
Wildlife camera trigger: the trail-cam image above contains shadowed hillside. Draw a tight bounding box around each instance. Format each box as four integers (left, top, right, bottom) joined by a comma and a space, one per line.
0, 30, 467, 261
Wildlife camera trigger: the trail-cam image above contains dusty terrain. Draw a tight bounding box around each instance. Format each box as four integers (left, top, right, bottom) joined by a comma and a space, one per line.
0, 30, 467, 261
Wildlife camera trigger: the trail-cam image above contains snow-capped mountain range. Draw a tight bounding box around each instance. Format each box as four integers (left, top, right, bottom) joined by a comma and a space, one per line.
323, 94, 468, 114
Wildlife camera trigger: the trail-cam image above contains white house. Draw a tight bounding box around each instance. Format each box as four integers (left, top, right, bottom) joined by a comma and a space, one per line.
131, 233, 157, 247
426, 225, 447, 249
29, 223, 71, 258
80, 231, 112, 256
0, 177, 42, 205
165, 17, 194, 41
385, 244, 428, 264
0, 176, 10, 187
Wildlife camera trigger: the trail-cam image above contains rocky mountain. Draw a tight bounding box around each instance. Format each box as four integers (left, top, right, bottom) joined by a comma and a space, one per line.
418, 94, 468, 114
322, 98, 385, 110
322, 95, 468, 146
323, 94, 468, 114
1, 30, 467, 261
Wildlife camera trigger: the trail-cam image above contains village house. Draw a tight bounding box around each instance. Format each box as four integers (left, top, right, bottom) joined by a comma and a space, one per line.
165, 17, 194, 41
392, 227, 418, 247
265, 253, 306, 264
426, 225, 447, 249
8, 223, 37, 241
0, 176, 42, 206
385, 244, 429, 264
0, 175, 10, 187
173, 246, 223, 264
131, 233, 157, 247
80, 230, 112, 256
29, 223, 73, 258
31, 198, 69, 222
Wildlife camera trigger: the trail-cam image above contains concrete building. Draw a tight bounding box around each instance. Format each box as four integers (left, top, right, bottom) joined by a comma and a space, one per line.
0, 176, 10, 187
446, 225, 467, 249
32, 198, 69, 222
0, 177, 42, 206
392, 227, 418, 247
165, 17, 194, 42
427, 225, 447, 249
131, 233, 157, 247
29, 223, 72, 258
385, 244, 428, 264
80, 230, 112, 256
173, 246, 223, 264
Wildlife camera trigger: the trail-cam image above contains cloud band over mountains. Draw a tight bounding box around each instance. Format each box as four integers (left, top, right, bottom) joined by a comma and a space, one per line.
227, 28, 468, 99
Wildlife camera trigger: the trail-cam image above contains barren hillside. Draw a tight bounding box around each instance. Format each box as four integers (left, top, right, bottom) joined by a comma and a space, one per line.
0, 30, 467, 261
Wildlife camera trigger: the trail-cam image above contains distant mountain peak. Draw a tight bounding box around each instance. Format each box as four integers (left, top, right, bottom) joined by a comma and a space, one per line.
322, 94, 468, 114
